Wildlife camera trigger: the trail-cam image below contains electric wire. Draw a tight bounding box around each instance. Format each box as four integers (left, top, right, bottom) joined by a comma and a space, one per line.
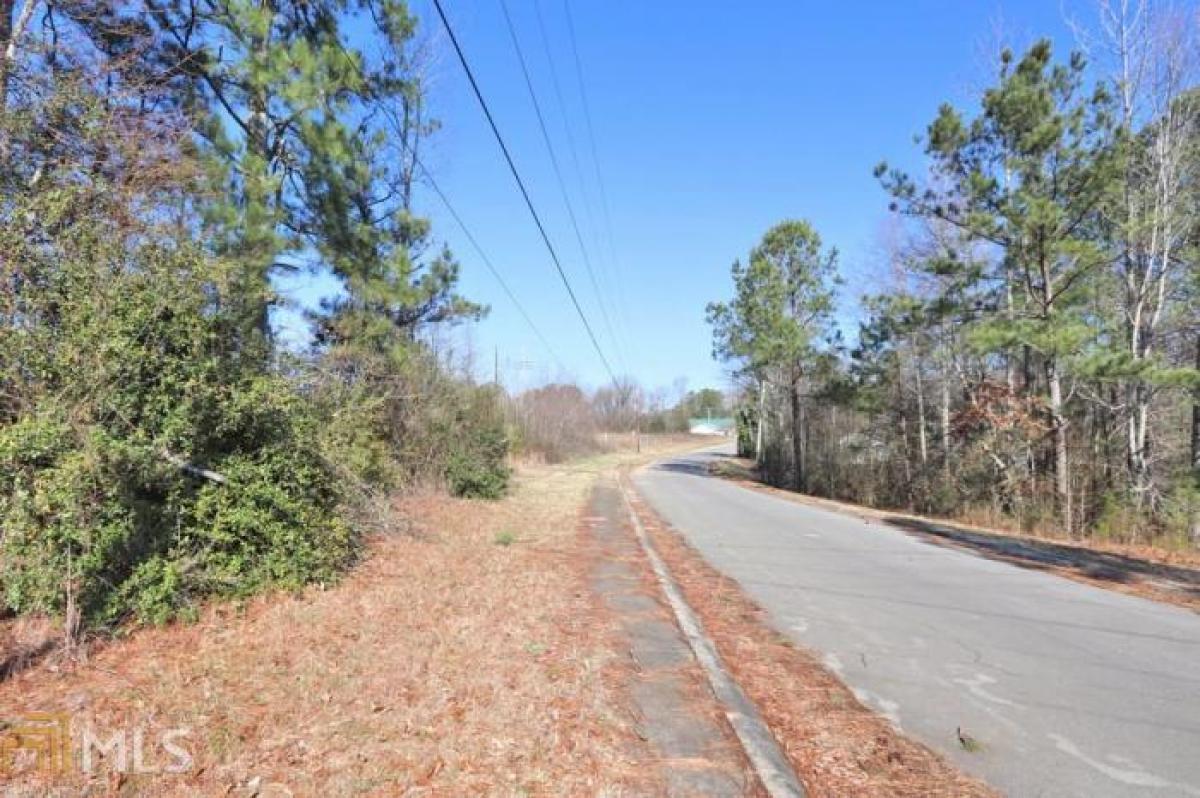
495, 0, 627, 373
561, 0, 631, 334
430, 0, 618, 383
529, 0, 618, 328
415, 159, 568, 375
326, 34, 565, 376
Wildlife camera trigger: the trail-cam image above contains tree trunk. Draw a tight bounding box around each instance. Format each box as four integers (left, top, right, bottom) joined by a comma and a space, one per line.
916, 365, 928, 467
1191, 335, 1200, 545
829, 405, 838, 497
1193, 335, 1200, 474
0, 0, 35, 168
755, 378, 766, 464
0, 0, 15, 162
1022, 345, 1033, 395
0, 0, 13, 105
940, 376, 951, 469
1127, 383, 1151, 506
790, 375, 804, 493
1047, 359, 1072, 536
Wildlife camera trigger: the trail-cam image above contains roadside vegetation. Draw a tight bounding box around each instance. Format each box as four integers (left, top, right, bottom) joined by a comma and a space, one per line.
710, 8, 1200, 551
0, 0, 742, 651
1, 442, 702, 795
5, 0, 1195, 793
0, 2, 514, 640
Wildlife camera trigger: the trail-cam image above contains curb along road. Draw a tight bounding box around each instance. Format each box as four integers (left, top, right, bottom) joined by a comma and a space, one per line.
617, 472, 807, 798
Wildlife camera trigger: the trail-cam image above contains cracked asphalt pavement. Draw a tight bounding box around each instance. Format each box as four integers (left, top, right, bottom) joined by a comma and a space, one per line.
632, 445, 1200, 798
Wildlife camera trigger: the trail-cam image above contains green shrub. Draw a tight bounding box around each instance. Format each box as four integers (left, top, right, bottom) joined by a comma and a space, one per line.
0, 191, 355, 629
116, 557, 187, 626
735, 404, 756, 457
184, 449, 353, 594
1162, 479, 1200, 548
447, 427, 510, 499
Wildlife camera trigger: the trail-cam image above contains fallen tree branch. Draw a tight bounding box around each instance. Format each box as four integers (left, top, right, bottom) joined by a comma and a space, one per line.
161, 450, 228, 485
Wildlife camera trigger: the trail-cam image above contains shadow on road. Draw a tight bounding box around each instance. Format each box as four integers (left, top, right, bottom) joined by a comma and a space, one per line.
884, 515, 1200, 602
653, 451, 1200, 610
652, 459, 718, 478
650, 452, 740, 480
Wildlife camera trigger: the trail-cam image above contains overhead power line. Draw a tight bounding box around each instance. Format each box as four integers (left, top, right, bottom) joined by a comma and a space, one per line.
496, 0, 627, 372
431, 0, 618, 385
530, 0, 603, 268
561, 0, 631, 334
415, 159, 567, 375
325, 35, 562, 376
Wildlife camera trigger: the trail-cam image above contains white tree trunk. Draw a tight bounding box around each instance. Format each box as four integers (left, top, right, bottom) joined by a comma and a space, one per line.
1048, 362, 1073, 536
916, 364, 928, 467
940, 377, 951, 467
755, 378, 766, 464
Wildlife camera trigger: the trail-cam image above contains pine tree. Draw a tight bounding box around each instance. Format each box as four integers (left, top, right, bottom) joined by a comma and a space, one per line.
138, 0, 479, 340
877, 41, 1123, 533
707, 220, 839, 491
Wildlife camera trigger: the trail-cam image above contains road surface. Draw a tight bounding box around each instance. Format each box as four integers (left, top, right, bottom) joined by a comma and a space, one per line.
632, 446, 1200, 798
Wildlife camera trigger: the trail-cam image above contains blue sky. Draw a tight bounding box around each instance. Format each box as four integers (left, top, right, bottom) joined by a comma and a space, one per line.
317, 1, 1097, 395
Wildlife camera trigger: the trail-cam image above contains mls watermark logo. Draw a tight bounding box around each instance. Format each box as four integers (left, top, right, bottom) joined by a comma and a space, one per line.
0, 712, 193, 778
0, 713, 70, 775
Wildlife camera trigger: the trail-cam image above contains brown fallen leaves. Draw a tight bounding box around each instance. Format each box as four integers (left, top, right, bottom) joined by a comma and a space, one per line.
2, 435, 999, 797
0, 455, 659, 796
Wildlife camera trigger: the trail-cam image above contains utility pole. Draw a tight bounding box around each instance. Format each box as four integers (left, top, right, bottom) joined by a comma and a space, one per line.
493, 346, 499, 387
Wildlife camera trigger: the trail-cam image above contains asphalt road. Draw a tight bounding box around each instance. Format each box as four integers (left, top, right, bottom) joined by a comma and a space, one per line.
632, 445, 1200, 798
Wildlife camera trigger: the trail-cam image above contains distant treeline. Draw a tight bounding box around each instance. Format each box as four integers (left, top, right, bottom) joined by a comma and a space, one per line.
709, 20, 1200, 546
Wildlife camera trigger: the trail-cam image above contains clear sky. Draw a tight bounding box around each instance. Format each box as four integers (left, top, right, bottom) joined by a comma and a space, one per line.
353, 1, 1097, 395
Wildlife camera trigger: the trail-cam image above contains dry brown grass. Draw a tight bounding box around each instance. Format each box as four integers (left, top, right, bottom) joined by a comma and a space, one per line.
0, 616, 59, 681
0, 442, 710, 796
623, 479, 995, 798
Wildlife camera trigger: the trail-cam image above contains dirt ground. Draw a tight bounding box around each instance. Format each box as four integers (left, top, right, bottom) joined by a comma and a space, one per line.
2, 436, 997, 797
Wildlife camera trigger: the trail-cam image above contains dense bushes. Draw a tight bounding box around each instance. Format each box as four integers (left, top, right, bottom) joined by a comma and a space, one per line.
0, 189, 354, 628
0, 197, 506, 629
447, 427, 510, 499
0, 8, 511, 638
444, 387, 511, 499
308, 343, 510, 501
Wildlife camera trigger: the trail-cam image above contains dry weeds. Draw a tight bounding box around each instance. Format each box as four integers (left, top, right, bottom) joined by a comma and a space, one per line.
0, 440, 708, 796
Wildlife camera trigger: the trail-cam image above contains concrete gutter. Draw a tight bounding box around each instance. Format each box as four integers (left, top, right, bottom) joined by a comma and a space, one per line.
618, 475, 806, 798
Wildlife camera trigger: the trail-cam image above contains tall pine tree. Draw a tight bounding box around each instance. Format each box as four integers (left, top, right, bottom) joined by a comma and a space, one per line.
878, 41, 1123, 533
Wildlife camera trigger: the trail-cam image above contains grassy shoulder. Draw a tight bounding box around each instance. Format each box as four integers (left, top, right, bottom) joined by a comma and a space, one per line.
0, 435, 705, 794
708, 455, 1200, 612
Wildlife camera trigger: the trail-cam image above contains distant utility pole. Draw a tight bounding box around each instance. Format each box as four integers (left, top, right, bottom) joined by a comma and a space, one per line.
494, 346, 499, 387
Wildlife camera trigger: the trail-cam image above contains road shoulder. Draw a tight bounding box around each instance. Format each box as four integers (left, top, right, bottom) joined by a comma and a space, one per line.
585, 476, 760, 796
624, 468, 996, 797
